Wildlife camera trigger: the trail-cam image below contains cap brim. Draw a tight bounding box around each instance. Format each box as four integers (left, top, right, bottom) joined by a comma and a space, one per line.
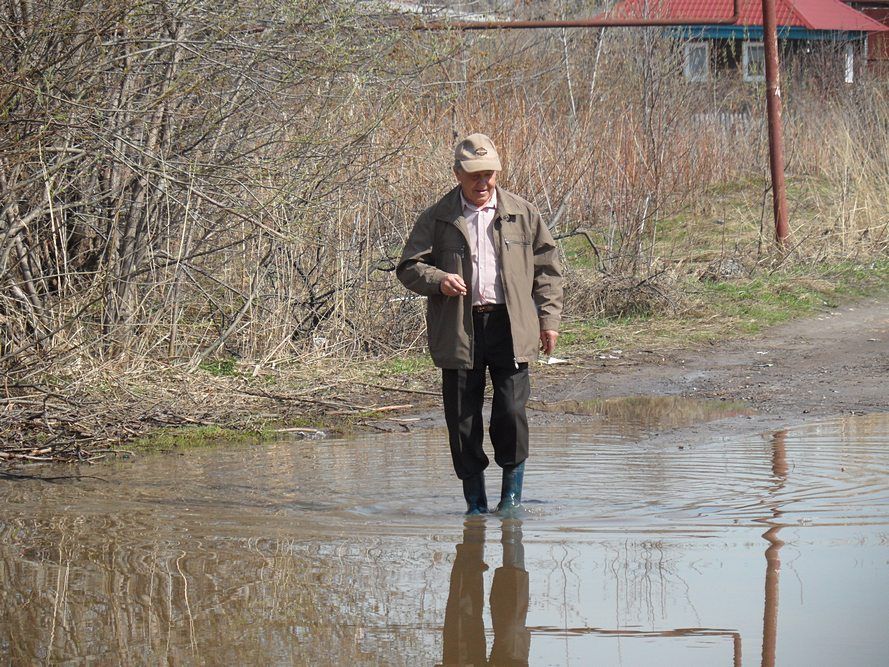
459, 158, 502, 173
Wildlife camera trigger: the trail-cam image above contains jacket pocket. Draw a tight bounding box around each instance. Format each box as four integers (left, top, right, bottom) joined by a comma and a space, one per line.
503, 238, 531, 262
504, 239, 530, 249
502, 230, 530, 249
502, 236, 533, 294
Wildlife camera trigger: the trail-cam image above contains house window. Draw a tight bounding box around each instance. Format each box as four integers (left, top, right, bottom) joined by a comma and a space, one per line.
684, 42, 709, 82
844, 42, 855, 83
743, 41, 766, 82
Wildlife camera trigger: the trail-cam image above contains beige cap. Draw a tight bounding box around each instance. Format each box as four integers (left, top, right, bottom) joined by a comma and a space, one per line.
454, 133, 502, 173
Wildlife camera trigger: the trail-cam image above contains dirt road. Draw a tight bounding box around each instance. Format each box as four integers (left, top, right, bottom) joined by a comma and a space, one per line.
375, 296, 889, 445
529, 295, 889, 444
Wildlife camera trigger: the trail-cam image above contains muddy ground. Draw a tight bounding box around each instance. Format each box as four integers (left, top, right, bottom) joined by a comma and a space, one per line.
367, 295, 889, 446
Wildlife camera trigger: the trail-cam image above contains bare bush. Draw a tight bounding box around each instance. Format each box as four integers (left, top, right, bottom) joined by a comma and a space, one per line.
565, 267, 685, 318
1, 1, 431, 376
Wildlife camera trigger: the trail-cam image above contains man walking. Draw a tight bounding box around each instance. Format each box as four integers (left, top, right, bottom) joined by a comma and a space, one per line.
397, 133, 563, 515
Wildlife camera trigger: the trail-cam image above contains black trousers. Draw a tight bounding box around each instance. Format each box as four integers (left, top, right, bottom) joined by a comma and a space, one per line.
442, 308, 530, 480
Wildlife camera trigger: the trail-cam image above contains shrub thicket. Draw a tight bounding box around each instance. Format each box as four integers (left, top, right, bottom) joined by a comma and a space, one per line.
2, 1, 886, 380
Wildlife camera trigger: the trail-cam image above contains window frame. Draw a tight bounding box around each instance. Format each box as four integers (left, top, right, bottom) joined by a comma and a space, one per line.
743, 41, 766, 82
684, 41, 710, 82
844, 42, 855, 84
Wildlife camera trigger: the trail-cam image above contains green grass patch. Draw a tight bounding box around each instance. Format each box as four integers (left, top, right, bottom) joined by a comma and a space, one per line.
815, 258, 889, 296
132, 425, 271, 452
560, 234, 604, 270
376, 354, 435, 377
696, 276, 823, 333
559, 316, 641, 351
199, 358, 238, 377
562, 258, 888, 355
686, 261, 882, 338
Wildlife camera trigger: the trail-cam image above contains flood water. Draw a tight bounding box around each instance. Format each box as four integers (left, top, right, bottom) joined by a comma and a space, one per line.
1, 403, 888, 666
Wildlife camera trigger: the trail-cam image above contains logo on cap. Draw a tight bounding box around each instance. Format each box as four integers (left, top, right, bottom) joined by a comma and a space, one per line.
475, 148, 488, 156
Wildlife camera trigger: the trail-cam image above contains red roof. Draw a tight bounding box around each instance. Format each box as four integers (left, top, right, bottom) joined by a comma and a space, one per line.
601, 0, 889, 31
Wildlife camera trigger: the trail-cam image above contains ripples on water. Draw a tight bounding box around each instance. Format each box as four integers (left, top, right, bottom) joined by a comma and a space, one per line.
1, 408, 887, 665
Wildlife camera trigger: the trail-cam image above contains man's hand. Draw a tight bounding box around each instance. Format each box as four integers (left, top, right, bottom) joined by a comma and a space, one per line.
539, 330, 558, 355
440, 273, 467, 297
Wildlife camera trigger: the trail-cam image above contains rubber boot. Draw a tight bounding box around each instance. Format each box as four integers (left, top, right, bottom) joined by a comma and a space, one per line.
497, 461, 525, 513
462, 472, 489, 515
500, 521, 525, 569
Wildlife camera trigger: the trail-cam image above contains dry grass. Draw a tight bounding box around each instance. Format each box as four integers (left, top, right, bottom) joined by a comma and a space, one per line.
565, 268, 688, 319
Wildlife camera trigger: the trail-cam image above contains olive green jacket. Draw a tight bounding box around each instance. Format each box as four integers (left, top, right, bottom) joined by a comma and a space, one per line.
397, 186, 563, 369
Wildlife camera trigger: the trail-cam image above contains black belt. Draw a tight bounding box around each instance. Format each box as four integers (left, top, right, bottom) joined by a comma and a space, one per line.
472, 303, 507, 314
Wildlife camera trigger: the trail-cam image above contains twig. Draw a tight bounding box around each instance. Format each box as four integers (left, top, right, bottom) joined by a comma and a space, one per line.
354, 381, 440, 397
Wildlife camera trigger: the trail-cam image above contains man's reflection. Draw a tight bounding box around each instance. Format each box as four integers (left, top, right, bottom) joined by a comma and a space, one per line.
442, 519, 488, 665
441, 519, 530, 666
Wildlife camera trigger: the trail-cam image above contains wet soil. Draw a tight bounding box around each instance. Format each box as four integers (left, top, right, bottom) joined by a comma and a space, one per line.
369, 295, 889, 446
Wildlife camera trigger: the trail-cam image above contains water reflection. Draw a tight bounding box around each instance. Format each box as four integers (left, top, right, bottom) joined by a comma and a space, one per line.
528, 395, 753, 431
1, 414, 888, 664
761, 430, 788, 667
438, 505, 787, 667
441, 520, 530, 667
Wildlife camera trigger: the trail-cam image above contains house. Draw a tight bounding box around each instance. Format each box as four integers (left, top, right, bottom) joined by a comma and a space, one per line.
597, 0, 888, 82
845, 0, 889, 70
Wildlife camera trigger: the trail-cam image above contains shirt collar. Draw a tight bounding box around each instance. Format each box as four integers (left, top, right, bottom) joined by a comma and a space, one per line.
460, 189, 497, 214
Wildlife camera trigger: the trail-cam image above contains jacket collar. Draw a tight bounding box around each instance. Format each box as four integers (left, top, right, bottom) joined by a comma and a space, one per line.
433, 185, 520, 225
431, 186, 466, 225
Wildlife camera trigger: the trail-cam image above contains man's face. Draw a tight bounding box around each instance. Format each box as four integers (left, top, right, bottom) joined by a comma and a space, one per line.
454, 168, 497, 207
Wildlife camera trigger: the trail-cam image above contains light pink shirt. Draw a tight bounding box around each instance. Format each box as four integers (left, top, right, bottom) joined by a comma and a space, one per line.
461, 191, 504, 306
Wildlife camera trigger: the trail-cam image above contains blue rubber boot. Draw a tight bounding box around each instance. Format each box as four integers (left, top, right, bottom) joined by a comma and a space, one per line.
497, 461, 525, 513
463, 472, 489, 515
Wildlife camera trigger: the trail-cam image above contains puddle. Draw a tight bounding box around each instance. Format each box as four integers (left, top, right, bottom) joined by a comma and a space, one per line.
1, 412, 888, 665
528, 395, 755, 430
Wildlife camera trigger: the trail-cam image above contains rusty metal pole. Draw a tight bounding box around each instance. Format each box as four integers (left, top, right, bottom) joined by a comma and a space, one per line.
761, 0, 790, 245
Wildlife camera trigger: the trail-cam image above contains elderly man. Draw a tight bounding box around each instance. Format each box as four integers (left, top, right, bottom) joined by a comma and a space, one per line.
397, 133, 563, 515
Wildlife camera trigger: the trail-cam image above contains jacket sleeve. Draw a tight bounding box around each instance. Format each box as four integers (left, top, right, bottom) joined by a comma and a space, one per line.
396, 210, 447, 297
531, 211, 564, 332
